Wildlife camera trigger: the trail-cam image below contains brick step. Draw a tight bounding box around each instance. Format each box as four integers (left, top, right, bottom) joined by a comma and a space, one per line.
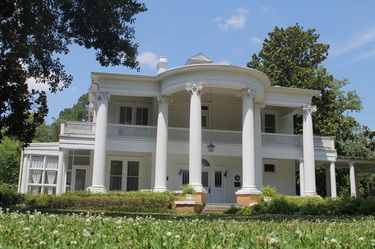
201, 203, 236, 214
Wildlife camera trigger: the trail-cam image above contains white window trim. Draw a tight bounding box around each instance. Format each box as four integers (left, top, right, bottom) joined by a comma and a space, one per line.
116, 102, 152, 125
262, 110, 278, 133
106, 156, 143, 191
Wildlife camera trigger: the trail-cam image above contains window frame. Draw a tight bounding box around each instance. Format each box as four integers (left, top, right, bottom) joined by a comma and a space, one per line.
264, 160, 277, 174
262, 111, 278, 133
116, 102, 151, 126
106, 157, 142, 192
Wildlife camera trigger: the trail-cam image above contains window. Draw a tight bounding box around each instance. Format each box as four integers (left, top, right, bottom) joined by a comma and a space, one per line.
127, 161, 139, 191
28, 155, 58, 194
109, 160, 123, 191
202, 159, 210, 167
182, 170, 189, 185
265, 114, 276, 133
65, 150, 91, 192
201, 105, 209, 128
119, 105, 149, 125
119, 107, 132, 124
264, 164, 275, 172
202, 172, 209, 187
136, 108, 148, 125
215, 171, 222, 187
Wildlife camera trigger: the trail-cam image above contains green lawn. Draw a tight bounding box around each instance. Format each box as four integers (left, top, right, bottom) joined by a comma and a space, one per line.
0, 210, 374, 248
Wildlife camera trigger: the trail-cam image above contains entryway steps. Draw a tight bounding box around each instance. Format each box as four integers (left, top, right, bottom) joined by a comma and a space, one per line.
202, 203, 236, 214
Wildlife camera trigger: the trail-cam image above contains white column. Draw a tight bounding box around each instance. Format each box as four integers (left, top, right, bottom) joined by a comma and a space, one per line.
17, 150, 24, 193
186, 83, 204, 192
349, 161, 357, 197
153, 95, 171, 192
254, 103, 264, 190
237, 88, 259, 194
20, 155, 30, 193
330, 161, 337, 198
302, 105, 317, 196
88, 92, 110, 193
56, 149, 65, 194
299, 160, 305, 196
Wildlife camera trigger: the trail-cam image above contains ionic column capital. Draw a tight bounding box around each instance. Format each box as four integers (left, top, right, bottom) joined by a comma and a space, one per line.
157, 95, 172, 105
302, 105, 317, 115
186, 83, 204, 96
238, 88, 256, 99
97, 92, 111, 103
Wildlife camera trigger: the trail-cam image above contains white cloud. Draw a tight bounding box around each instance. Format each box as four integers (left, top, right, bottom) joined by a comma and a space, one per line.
214, 8, 248, 30
137, 51, 159, 69
352, 49, 375, 62
250, 36, 262, 45
331, 29, 375, 57
27, 77, 50, 92
217, 59, 230, 65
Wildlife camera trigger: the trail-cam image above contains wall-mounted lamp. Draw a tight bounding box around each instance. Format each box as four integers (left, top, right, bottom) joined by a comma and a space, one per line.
207, 143, 215, 153
224, 170, 228, 177
178, 169, 183, 175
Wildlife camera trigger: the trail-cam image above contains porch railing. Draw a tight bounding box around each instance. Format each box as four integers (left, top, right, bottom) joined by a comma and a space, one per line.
61, 121, 335, 150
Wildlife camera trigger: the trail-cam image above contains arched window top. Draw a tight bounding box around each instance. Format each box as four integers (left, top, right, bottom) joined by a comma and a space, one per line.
202, 159, 210, 167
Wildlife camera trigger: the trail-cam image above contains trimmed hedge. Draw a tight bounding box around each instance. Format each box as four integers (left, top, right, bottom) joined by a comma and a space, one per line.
25, 191, 176, 213
252, 196, 375, 215
0, 184, 24, 208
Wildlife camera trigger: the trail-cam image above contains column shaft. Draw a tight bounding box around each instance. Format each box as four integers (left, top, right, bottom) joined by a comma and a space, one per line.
349, 161, 357, 197
254, 104, 263, 190
56, 149, 65, 194
330, 161, 337, 198
89, 92, 110, 193
299, 160, 305, 196
187, 84, 203, 192
302, 105, 317, 196
154, 96, 170, 192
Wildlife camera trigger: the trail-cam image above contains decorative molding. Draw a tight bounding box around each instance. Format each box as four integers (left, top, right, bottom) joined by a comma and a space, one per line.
157, 95, 172, 105
254, 103, 265, 110
238, 88, 256, 99
302, 105, 317, 115
88, 102, 96, 110
97, 92, 111, 103
186, 83, 204, 96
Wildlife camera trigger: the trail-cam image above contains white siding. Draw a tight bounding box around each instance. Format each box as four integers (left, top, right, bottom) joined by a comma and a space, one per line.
263, 159, 296, 195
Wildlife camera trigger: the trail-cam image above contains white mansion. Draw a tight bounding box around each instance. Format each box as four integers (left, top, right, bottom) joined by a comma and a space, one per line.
18, 53, 370, 205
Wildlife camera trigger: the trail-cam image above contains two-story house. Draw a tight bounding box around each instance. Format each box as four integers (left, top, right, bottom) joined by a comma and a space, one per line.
19, 53, 365, 205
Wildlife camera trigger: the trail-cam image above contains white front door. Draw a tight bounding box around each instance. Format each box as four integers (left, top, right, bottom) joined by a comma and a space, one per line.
202, 168, 225, 203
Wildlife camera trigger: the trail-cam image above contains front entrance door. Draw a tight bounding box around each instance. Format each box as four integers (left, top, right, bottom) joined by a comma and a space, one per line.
202, 169, 225, 203
72, 166, 89, 191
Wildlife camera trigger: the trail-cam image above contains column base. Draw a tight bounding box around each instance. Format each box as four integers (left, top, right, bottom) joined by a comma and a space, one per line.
173, 191, 208, 213
87, 185, 106, 193
236, 188, 261, 206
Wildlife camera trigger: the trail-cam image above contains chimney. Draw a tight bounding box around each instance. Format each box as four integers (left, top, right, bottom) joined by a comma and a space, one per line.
157, 56, 168, 74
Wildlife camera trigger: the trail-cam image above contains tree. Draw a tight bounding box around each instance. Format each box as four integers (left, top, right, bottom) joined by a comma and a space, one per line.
33, 93, 89, 142
0, 0, 147, 145
247, 24, 364, 157
0, 137, 21, 186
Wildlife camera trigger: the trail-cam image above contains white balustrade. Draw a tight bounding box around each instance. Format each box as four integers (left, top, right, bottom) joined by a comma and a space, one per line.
61, 121, 335, 150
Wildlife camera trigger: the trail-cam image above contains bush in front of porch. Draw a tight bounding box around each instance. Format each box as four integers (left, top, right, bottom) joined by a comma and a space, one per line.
24, 191, 177, 213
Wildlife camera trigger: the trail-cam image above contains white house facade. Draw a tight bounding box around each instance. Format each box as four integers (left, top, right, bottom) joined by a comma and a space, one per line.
18, 53, 368, 205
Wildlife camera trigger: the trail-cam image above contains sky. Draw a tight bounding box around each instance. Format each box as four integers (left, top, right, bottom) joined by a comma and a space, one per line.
38, 1, 375, 130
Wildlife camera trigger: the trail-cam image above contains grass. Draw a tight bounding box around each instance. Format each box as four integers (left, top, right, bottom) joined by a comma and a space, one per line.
0, 209, 374, 248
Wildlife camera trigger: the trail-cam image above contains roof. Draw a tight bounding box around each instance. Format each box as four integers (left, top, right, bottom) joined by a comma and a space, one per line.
186, 53, 213, 65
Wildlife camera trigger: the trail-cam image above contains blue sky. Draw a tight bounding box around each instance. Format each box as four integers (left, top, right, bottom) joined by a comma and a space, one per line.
40, 1, 375, 129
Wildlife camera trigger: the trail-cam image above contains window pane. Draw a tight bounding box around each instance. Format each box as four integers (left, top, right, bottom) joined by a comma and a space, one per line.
43, 187, 56, 195
45, 157, 58, 169
45, 171, 57, 184
110, 176, 122, 191
67, 156, 73, 170
127, 161, 139, 176
265, 114, 276, 133
127, 177, 138, 191
111, 161, 123, 175
66, 171, 72, 186
202, 172, 208, 187
202, 116, 207, 128
264, 164, 275, 172
202, 159, 210, 167
29, 170, 43, 184
74, 169, 86, 190
136, 108, 148, 125
182, 170, 189, 185
30, 156, 44, 169
74, 150, 91, 156
215, 171, 222, 187
73, 156, 90, 165
120, 107, 132, 124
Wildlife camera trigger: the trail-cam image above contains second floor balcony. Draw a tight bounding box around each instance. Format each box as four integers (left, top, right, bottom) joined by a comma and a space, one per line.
60, 121, 335, 151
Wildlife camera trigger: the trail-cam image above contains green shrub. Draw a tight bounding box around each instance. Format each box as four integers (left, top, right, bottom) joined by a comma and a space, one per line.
252, 195, 375, 216
0, 183, 24, 207
25, 191, 177, 213
182, 185, 196, 195
260, 185, 279, 198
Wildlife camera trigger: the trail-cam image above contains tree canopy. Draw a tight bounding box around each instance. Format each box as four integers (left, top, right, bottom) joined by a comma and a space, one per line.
0, 0, 147, 145
248, 24, 373, 158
